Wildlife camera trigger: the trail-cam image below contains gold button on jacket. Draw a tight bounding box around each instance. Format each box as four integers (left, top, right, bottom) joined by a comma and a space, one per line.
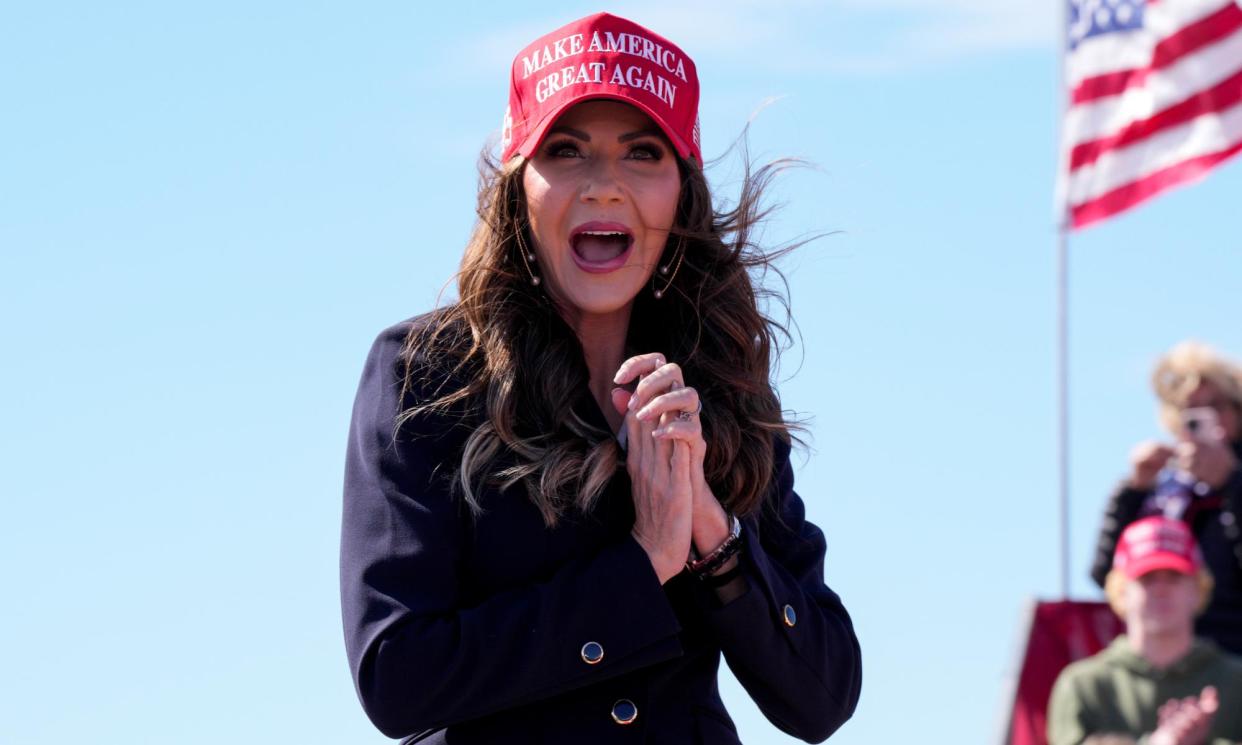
611, 699, 638, 725
580, 641, 604, 665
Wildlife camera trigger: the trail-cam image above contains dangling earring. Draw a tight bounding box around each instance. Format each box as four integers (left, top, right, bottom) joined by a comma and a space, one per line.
515, 227, 541, 287
652, 236, 685, 299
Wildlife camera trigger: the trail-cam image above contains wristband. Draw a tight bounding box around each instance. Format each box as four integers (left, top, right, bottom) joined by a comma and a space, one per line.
686, 514, 743, 577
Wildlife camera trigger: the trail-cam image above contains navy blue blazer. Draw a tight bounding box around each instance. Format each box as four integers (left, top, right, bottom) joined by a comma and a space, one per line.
340, 316, 862, 744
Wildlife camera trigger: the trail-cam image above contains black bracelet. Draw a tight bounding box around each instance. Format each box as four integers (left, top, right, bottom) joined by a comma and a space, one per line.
686, 514, 744, 577
699, 561, 744, 587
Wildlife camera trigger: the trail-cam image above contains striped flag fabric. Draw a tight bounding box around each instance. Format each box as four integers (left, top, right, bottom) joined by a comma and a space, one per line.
1059, 0, 1242, 229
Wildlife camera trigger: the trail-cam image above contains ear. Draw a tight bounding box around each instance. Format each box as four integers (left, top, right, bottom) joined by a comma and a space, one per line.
1197, 570, 1216, 615
1105, 570, 1129, 619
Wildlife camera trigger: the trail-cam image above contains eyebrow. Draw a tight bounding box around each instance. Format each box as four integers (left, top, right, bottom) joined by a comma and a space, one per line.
548, 125, 591, 141
619, 129, 664, 143
546, 126, 666, 144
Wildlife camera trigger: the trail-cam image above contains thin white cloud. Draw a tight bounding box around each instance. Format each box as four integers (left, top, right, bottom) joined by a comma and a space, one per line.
437, 0, 1057, 87
685, 0, 1055, 72
626, 0, 1056, 72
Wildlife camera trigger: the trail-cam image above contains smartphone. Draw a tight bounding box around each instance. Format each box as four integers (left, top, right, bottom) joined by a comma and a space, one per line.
1181, 406, 1221, 442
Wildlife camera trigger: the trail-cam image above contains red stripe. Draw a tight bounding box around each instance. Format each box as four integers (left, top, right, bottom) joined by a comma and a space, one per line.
1072, 3, 1242, 105
1071, 138, 1242, 228
1069, 66, 1242, 171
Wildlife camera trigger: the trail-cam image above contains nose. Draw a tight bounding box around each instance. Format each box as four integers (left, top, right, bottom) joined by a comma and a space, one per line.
579, 158, 625, 205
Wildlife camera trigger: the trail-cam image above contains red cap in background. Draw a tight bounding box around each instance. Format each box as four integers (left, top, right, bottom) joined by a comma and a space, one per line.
1113, 516, 1204, 579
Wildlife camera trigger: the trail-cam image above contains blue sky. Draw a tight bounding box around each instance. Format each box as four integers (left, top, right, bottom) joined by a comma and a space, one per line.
3, 2, 1241, 743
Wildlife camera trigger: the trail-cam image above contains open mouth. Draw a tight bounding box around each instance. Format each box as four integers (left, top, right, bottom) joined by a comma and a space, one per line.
570, 224, 634, 266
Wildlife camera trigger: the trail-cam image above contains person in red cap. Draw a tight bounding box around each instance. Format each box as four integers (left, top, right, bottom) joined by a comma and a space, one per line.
1048, 517, 1242, 745
340, 11, 861, 745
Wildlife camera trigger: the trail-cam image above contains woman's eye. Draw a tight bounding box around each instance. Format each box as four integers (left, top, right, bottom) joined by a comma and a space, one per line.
546, 140, 583, 158
627, 143, 664, 161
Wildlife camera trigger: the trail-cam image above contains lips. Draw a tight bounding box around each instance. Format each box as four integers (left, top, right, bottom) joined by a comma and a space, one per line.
570, 222, 634, 273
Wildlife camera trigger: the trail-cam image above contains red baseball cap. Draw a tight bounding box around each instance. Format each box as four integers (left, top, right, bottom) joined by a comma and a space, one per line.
500, 12, 701, 164
1113, 517, 1204, 579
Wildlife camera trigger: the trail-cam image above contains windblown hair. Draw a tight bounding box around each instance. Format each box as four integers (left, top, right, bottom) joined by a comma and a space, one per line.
1152, 340, 1242, 436
396, 142, 807, 527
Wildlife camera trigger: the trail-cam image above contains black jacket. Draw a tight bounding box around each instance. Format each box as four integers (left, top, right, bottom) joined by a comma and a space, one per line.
1090, 440, 1242, 654
339, 315, 862, 744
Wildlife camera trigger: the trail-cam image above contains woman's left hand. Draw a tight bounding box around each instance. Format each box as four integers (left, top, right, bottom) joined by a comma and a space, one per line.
613, 354, 735, 557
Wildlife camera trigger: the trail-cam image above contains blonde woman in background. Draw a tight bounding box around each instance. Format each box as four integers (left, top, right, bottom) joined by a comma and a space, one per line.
1090, 341, 1242, 654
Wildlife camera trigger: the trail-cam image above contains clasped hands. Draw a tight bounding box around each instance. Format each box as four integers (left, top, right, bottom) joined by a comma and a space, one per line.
1148, 686, 1218, 745
611, 352, 734, 585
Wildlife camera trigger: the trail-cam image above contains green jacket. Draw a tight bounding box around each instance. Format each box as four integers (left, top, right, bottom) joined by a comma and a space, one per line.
1048, 636, 1242, 745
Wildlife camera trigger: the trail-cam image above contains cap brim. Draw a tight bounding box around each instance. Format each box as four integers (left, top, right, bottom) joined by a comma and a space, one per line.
1122, 553, 1197, 579
511, 92, 696, 164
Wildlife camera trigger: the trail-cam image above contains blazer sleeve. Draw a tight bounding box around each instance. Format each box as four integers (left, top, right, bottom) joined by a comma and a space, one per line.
695, 435, 862, 744
339, 325, 684, 739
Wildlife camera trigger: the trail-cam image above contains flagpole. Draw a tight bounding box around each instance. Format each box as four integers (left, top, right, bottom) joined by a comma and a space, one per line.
1057, 226, 1069, 601
1057, 0, 1070, 602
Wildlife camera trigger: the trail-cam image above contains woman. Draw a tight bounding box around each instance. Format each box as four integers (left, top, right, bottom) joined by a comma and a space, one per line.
341, 12, 862, 744
1090, 341, 1242, 654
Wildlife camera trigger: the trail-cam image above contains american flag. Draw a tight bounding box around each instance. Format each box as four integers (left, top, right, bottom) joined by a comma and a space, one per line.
1059, 0, 1242, 229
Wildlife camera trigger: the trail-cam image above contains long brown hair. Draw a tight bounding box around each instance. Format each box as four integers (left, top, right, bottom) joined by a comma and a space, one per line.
397, 138, 808, 527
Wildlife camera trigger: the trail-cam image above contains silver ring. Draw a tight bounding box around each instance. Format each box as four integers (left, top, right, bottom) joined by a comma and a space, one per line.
677, 398, 703, 421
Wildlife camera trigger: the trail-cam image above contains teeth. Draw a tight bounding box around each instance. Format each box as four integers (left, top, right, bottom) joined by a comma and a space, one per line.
580, 230, 628, 237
